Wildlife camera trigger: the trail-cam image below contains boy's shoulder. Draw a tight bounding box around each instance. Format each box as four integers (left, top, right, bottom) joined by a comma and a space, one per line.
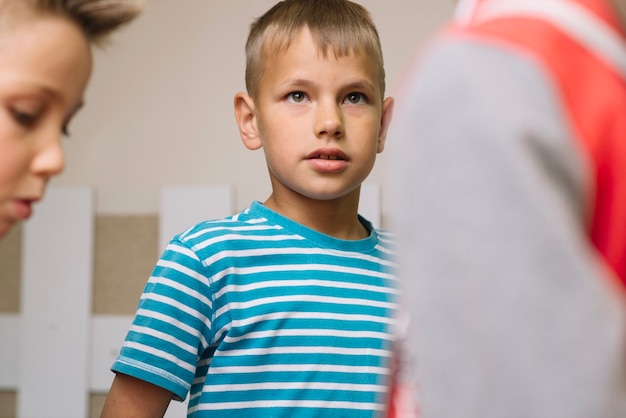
172, 202, 277, 245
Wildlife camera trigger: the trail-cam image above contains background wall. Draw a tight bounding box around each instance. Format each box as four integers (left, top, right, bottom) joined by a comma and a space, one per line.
0, 1, 455, 417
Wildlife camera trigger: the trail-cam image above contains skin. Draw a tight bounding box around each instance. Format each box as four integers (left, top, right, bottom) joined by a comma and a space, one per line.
235, 27, 394, 240
0, 11, 92, 237
100, 373, 172, 418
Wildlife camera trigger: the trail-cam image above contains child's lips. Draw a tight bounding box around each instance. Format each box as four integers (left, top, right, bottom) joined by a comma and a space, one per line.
12, 198, 35, 220
305, 148, 349, 161
306, 149, 349, 172
308, 153, 345, 160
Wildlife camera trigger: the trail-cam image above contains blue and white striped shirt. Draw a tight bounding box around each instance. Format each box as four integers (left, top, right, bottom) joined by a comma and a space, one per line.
112, 201, 398, 417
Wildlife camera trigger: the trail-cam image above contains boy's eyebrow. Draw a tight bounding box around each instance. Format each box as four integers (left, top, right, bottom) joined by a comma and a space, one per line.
10, 83, 87, 115
29, 82, 85, 107
279, 78, 377, 92
43, 86, 86, 116
278, 78, 315, 89
343, 80, 376, 92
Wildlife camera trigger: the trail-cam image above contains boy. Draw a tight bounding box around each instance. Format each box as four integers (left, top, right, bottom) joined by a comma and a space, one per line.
101, 0, 397, 416
0, 0, 142, 238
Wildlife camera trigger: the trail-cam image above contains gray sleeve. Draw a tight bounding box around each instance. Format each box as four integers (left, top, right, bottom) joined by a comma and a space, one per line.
389, 39, 626, 418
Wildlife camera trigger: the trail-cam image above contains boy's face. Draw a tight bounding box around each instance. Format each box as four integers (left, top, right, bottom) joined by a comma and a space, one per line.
0, 13, 92, 237
237, 27, 393, 206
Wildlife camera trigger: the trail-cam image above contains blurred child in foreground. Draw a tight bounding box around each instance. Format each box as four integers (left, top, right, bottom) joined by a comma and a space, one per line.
391, 0, 626, 416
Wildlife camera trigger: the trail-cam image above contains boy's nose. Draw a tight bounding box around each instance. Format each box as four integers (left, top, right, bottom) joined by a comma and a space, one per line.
32, 134, 65, 178
315, 101, 344, 138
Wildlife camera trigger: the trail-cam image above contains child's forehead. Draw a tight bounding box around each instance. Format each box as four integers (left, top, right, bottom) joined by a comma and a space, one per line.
259, 36, 384, 96
263, 26, 379, 66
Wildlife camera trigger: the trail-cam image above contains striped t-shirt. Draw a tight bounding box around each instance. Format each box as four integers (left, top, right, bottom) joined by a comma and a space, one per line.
111, 201, 399, 417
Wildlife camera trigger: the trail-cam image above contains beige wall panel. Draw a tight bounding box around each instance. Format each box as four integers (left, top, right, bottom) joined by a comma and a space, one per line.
93, 215, 158, 315
89, 394, 107, 418
0, 226, 21, 313
0, 391, 15, 418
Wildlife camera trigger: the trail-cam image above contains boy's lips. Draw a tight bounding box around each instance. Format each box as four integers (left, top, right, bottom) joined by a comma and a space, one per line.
12, 198, 36, 220
306, 148, 349, 172
305, 148, 349, 161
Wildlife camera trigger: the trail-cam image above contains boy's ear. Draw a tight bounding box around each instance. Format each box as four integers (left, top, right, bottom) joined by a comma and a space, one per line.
376, 97, 395, 153
234, 92, 263, 150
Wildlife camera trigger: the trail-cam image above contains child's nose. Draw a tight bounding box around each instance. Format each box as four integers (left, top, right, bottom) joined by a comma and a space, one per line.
32, 134, 65, 178
315, 101, 344, 138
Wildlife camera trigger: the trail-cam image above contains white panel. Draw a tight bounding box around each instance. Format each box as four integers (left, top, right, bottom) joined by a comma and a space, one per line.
159, 185, 234, 252
359, 183, 382, 228
164, 397, 189, 418
18, 187, 93, 418
89, 315, 134, 392
0, 314, 19, 389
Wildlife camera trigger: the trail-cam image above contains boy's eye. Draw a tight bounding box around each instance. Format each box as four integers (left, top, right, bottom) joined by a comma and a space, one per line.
11, 109, 38, 127
344, 92, 367, 104
287, 91, 307, 103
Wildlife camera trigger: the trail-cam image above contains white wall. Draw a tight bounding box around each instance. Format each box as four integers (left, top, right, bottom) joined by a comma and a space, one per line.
54, 0, 454, 216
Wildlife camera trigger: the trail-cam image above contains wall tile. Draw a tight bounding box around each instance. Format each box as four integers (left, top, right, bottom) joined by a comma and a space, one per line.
93, 215, 158, 315
0, 226, 21, 313
0, 391, 16, 418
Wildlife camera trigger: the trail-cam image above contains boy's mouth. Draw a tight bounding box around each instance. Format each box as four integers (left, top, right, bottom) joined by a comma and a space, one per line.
313, 154, 344, 160
306, 149, 350, 173
306, 149, 349, 161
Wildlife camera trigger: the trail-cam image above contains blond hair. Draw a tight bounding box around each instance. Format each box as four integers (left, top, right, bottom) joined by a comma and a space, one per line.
245, 0, 385, 99
1, 0, 143, 45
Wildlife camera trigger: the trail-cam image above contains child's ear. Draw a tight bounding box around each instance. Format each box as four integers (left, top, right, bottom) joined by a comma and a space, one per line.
234, 92, 263, 150
377, 97, 395, 153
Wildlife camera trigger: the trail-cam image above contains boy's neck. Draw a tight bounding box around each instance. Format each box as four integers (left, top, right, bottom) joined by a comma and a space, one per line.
263, 193, 369, 240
